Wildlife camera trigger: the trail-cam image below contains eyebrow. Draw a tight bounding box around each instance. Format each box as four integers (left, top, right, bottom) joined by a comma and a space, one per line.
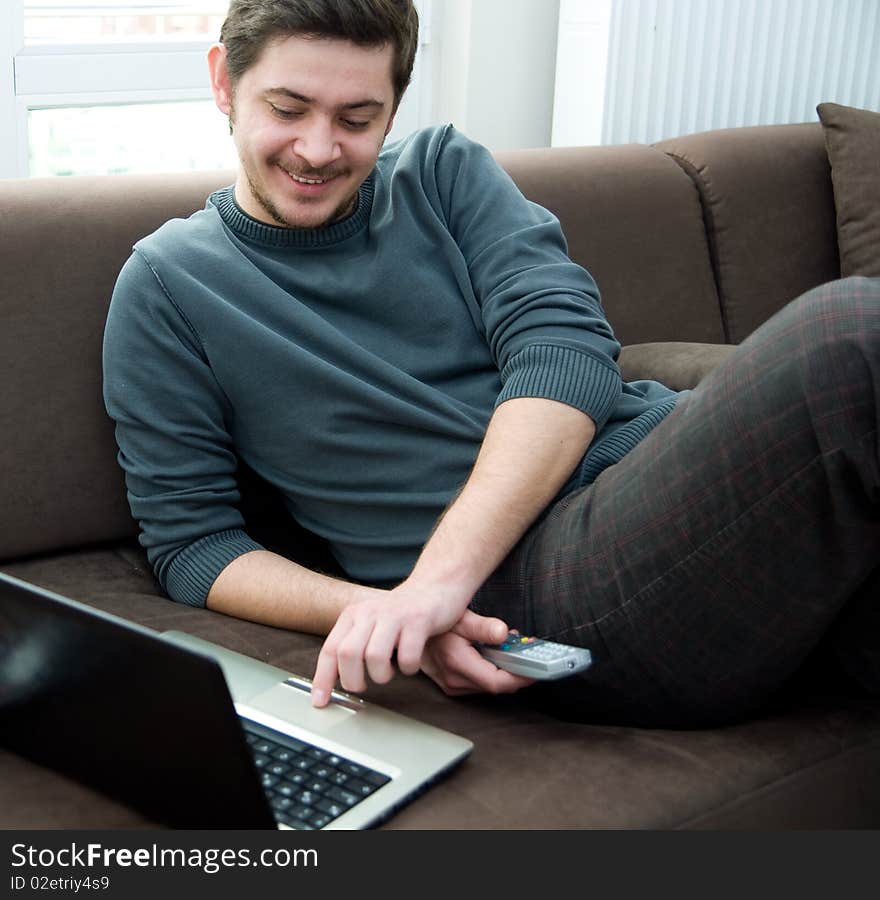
264, 88, 385, 112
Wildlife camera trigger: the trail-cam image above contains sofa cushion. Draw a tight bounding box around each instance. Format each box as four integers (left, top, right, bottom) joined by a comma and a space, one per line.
817, 102, 880, 279
619, 341, 735, 391
496, 144, 725, 347
656, 124, 840, 343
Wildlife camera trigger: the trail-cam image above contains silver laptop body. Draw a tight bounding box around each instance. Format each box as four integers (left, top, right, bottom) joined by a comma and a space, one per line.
0, 572, 472, 830
162, 629, 473, 829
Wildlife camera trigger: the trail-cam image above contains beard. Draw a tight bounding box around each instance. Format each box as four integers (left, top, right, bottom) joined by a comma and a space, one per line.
242, 160, 358, 230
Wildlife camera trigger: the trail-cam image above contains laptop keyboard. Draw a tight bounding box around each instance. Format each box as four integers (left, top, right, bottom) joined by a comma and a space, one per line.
242, 722, 391, 830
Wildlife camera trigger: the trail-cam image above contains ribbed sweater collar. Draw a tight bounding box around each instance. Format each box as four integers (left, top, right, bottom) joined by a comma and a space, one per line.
210, 173, 375, 248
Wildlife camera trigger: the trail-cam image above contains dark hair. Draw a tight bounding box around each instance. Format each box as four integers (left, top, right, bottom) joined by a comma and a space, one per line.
220, 0, 419, 108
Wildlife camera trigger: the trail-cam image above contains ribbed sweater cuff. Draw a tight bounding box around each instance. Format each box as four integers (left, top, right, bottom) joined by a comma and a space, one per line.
496, 344, 621, 428
164, 528, 265, 608
578, 395, 679, 486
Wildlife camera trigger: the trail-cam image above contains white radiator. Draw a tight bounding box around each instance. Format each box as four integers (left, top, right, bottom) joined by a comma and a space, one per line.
554, 0, 880, 146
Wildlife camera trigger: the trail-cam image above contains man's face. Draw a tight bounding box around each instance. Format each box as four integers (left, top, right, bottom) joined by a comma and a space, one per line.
212, 35, 397, 230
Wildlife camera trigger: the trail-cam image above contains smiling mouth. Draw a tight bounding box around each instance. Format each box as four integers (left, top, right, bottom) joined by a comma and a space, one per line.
281, 167, 343, 186
290, 173, 329, 185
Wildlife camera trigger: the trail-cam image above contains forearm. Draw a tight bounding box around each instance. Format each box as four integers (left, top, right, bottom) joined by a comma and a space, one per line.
206, 549, 378, 635
406, 396, 596, 597
311, 397, 594, 702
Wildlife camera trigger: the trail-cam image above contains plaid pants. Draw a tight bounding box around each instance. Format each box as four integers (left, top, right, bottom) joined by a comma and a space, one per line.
474, 276, 880, 726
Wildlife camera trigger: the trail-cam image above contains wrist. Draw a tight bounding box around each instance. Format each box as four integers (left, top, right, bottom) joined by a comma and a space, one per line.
404, 551, 487, 600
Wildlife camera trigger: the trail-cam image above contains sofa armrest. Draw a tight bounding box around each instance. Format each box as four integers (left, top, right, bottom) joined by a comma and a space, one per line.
619, 342, 736, 391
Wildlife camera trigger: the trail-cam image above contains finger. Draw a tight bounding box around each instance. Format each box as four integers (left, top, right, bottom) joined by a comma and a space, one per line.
363, 618, 401, 685
447, 640, 535, 694
419, 655, 479, 695
484, 668, 535, 694
451, 609, 510, 645
312, 609, 360, 705
335, 616, 376, 694
311, 640, 341, 707
396, 619, 431, 675
423, 655, 530, 696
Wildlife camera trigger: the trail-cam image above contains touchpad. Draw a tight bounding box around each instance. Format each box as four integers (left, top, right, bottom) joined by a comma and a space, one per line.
247, 683, 355, 731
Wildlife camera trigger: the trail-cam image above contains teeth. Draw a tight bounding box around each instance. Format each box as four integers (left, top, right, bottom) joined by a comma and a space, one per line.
290, 173, 326, 185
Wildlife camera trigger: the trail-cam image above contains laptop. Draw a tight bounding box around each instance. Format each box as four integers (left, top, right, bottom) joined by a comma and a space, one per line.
0, 571, 473, 829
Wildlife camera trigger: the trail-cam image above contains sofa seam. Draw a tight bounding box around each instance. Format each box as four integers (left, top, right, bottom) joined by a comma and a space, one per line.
660, 150, 736, 344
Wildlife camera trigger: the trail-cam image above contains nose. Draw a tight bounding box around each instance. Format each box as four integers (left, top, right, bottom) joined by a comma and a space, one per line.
292, 116, 342, 170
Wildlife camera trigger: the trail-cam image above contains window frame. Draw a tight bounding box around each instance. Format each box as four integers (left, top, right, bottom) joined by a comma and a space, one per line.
2, 0, 433, 179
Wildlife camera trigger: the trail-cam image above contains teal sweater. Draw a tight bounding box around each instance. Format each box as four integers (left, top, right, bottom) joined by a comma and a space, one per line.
103, 125, 678, 606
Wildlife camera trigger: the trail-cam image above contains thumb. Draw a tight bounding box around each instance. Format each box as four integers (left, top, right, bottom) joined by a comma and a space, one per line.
452, 609, 510, 645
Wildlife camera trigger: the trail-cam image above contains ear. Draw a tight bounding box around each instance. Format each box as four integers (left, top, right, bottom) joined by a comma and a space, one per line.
208, 43, 233, 116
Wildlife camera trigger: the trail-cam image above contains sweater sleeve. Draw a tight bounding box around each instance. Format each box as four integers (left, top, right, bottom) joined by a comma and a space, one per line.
433, 126, 622, 429
102, 249, 263, 606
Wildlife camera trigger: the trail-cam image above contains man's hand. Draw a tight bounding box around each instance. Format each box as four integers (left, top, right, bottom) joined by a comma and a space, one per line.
420, 611, 535, 696
311, 590, 532, 705
310, 578, 472, 706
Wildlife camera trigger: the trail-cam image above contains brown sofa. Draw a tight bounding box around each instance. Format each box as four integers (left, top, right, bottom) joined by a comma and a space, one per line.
2, 121, 879, 829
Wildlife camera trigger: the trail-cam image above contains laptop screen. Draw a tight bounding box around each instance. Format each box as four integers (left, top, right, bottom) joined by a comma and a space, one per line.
0, 572, 275, 828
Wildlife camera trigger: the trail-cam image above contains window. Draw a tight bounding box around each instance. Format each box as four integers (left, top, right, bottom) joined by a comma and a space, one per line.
2, 1, 433, 178
23, 1, 227, 44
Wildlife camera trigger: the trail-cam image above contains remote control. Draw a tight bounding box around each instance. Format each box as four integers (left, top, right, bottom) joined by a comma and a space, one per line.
476, 631, 592, 680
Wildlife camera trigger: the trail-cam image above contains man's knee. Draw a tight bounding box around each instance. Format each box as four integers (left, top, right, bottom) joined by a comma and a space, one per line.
787, 276, 879, 383
794, 275, 880, 331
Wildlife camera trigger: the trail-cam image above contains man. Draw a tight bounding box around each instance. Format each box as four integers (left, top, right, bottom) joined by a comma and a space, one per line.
103, 0, 879, 727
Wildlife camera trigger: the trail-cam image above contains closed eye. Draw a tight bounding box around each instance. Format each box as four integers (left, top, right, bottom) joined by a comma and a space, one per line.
269, 104, 302, 120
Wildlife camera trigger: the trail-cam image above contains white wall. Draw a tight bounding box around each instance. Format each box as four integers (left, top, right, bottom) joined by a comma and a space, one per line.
553, 0, 880, 148
552, 0, 611, 147
431, 0, 561, 151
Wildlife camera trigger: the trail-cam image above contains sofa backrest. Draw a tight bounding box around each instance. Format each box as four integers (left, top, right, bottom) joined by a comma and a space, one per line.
0, 171, 233, 562
496, 143, 725, 347
656, 122, 840, 343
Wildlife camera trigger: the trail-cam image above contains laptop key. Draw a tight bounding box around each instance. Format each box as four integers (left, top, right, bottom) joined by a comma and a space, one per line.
363, 770, 391, 787
326, 786, 360, 807
276, 810, 310, 829
289, 805, 316, 824
252, 740, 274, 755
316, 798, 345, 818
346, 777, 378, 797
